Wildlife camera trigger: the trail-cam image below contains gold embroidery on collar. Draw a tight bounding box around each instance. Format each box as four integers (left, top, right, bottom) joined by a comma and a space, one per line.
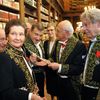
6, 44, 36, 92
84, 35, 100, 87
56, 37, 78, 63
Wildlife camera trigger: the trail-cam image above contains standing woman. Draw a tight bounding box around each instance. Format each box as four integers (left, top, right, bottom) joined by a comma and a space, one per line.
0, 19, 45, 100
44, 22, 59, 99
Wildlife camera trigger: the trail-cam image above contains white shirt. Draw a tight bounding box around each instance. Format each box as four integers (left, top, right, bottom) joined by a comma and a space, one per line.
49, 41, 55, 54
35, 42, 43, 58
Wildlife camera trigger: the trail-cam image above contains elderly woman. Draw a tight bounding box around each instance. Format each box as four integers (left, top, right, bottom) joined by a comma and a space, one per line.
0, 19, 46, 100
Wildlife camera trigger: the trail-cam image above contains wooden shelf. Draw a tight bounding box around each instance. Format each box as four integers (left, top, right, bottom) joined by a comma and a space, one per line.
24, 2, 37, 11
25, 12, 37, 19
0, 0, 64, 27
0, 4, 19, 14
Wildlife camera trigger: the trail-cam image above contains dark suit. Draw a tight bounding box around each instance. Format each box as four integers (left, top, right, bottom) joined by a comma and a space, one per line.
24, 37, 45, 97
44, 40, 59, 96
0, 44, 36, 100
50, 37, 87, 100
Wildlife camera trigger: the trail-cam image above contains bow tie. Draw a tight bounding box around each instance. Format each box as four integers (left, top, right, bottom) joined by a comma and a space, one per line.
59, 41, 67, 48
61, 43, 66, 48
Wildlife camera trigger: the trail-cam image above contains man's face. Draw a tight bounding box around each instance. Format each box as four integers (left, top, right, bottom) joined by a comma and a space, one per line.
82, 18, 99, 39
0, 29, 7, 52
56, 25, 70, 42
30, 28, 42, 44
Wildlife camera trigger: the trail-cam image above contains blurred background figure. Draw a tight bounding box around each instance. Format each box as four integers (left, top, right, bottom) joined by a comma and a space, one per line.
0, 28, 7, 52
26, 22, 32, 36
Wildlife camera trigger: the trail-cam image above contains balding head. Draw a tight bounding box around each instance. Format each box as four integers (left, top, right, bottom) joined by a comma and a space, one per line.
57, 20, 74, 34
56, 20, 74, 41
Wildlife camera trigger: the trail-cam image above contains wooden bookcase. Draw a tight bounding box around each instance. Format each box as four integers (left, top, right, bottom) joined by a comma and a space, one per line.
0, 0, 64, 28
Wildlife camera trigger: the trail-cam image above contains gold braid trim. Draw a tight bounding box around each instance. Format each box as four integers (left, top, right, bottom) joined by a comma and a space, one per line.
85, 35, 100, 87
6, 44, 36, 92
56, 37, 78, 74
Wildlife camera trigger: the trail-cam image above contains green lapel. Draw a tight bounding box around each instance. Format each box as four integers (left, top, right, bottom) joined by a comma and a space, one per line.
85, 35, 100, 87
56, 37, 78, 63
6, 44, 36, 92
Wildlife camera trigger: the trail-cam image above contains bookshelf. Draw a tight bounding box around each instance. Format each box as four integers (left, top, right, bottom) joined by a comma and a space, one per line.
0, 0, 64, 28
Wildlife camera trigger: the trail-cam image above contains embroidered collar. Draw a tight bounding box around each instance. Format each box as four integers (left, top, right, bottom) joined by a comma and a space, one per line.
56, 37, 78, 63
5, 43, 36, 92
59, 40, 68, 45
84, 35, 100, 87
6, 43, 24, 57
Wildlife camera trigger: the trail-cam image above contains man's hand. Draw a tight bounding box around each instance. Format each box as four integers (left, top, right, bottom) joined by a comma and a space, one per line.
35, 60, 48, 66
31, 94, 47, 100
48, 62, 60, 70
29, 53, 37, 64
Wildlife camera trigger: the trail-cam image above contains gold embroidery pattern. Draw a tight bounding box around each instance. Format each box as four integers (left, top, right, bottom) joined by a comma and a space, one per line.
6, 44, 36, 92
56, 37, 78, 74
25, 37, 39, 55
25, 37, 45, 74
60, 37, 78, 63
85, 35, 100, 87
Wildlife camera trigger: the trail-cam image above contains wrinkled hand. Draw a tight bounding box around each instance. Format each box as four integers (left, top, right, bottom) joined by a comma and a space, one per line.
35, 59, 51, 67
31, 94, 47, 100
48, 62, 60, 70
35, 60, 48, 66
29, 53, 37, 64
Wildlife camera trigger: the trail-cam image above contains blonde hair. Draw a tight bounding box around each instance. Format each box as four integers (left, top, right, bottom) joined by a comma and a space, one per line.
47, 22, 56, 28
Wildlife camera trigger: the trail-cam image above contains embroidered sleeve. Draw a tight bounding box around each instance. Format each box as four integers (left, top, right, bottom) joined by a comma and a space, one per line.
60, 64, 69, 75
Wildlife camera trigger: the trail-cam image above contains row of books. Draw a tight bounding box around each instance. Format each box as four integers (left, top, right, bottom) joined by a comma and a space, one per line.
0, 0, 19, 10
25, 0, 37, 8
0, 22, 6, 29
41, 13, 49, 21
0, 10, 19, 22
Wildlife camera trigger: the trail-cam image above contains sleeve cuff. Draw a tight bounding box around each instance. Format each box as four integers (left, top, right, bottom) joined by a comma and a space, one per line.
28, 93, 33, 100
57, 64, 62, 73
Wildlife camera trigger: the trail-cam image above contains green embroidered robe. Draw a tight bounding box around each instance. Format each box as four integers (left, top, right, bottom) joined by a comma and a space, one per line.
83, 35, 100, 88
5, 43, 36, 92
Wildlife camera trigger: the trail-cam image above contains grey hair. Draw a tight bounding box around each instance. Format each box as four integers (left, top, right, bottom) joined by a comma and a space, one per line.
80, 8, 100, 23
63, 20, 74, 34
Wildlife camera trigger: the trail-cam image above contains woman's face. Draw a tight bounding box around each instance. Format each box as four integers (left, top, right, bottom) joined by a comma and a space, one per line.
7, 26, 25, 49
47, 26, 55, 38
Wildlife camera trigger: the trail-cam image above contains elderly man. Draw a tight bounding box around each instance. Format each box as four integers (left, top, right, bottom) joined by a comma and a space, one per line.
48, 20, 87, 100
0, 28, 7, 52
80, 8, 100, 100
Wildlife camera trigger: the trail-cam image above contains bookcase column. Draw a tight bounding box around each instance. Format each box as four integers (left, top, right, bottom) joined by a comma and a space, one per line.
37, 0, 42, 23
19, 0, 25, 22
